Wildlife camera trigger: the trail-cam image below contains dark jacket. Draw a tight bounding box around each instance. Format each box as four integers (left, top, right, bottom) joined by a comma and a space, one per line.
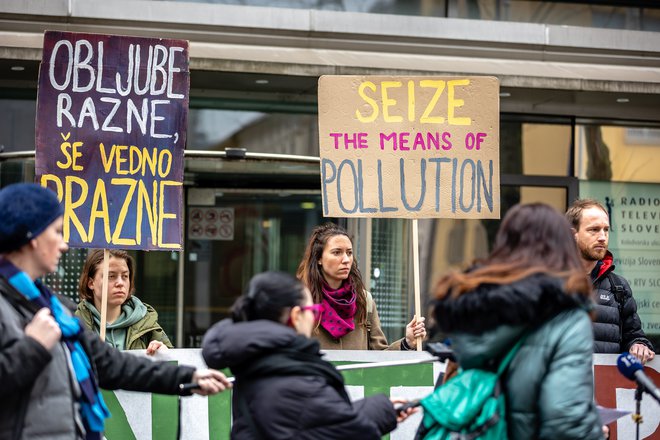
591, 252, 654, 353
202, 319, 397, 440
0, 277, 196, 440
433, 273, 603, 440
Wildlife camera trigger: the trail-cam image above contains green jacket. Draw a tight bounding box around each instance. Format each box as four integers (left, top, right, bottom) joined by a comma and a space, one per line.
75, 298, 173, 350
433, 274, 603, 440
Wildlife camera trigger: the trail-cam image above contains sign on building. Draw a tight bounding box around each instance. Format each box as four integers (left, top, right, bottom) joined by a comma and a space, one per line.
188, 207, 235, 241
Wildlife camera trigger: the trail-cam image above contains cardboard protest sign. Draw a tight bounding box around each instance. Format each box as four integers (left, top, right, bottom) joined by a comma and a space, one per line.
35, 31, 189, 250
318, 76, 500, 219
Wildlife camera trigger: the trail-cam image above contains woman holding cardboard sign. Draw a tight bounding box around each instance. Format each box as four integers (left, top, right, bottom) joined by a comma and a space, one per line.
76, 249, 173, 353
297, 223, 426, 350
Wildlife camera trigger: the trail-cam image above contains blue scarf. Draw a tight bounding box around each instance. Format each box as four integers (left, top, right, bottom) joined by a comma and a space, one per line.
0, 259, 110, 439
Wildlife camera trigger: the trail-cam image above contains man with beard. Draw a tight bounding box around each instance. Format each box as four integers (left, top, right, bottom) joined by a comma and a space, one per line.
567, 199, 654, 363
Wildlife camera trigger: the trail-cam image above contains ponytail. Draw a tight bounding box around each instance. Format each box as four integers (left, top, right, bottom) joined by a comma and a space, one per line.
231, 271, 305, 324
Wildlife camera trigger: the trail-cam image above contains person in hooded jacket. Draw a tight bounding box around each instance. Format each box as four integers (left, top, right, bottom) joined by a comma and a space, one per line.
430, 203, 603, 440
75, 249, 172, 354
202, 271, 416, 439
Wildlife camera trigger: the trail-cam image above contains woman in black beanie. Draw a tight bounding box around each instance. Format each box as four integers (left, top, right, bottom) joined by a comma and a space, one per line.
0, 183, 231, 440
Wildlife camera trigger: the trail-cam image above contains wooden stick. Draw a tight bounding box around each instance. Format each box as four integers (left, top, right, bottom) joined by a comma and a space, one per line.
412, 219, 422, 351
99, 249, 109, 341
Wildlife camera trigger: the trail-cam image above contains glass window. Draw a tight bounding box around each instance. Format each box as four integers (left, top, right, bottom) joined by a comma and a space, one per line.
188, 108, 319, 156
575, 123, 660, 183
0, 98, 321, 157
424, 185, 567, 302
369, 218, 411, 343
0, 99, 36, 152
183, 188, 329, 347
132, 251, 179, 339
501, 118, 572, 176
139, 0, 660, 31
449, 1, 659, 30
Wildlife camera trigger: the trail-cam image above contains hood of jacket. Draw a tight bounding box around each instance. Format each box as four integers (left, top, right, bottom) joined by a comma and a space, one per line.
202, 318, 320, 370
80, 296, 148, 329
433, 273, 592, 361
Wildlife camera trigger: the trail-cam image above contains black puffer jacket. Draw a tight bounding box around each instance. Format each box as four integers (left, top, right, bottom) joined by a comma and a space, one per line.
591, 252, 654, 353
202, 319, 397, 440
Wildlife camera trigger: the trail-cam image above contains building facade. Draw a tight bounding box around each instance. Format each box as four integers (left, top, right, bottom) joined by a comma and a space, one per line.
1, 0, 660, 348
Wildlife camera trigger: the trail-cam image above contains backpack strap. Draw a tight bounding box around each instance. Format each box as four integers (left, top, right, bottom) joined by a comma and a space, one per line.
606, 272, 626, 344
496, 335, 527, 377
607, 273, 626, 308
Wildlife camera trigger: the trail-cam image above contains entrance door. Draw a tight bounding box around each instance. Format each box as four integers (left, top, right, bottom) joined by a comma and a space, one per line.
183, 188, 327, 346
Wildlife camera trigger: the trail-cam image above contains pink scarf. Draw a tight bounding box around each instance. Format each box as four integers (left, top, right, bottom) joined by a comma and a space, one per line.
320, 281, 358, 339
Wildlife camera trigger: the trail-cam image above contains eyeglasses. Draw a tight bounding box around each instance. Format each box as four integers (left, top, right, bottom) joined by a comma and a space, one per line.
300, 304, 323, 322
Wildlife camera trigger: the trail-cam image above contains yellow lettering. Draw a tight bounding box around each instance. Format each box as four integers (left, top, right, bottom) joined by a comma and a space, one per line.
129, 146, 142, 175
420, 80, 446, 124
57, 132, 73, 169
143, 148, 157, 177
88, 180, 111, 243
407, 80, 415, 122
355, 81, 379, 123
99, 143, 117, 173
71, 141, 83, 171
110, 178, 137, 246
381, 81, 402, 123
64, 176, 89, 243
136, 180, 158, 246
40, 174, 63, 201
448, 79, 471, 125
115, 145, 129, 175
158, 180, 182, 249
158, 150, 173, 178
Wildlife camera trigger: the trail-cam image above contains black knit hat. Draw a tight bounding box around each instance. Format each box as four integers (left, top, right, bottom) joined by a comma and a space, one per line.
0, 183, 64, 253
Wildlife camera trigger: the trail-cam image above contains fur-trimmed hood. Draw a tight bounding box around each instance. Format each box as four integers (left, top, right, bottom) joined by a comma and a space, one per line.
433, 273, 593, 336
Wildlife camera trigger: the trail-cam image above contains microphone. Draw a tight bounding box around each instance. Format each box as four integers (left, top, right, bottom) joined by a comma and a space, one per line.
616, 352, 660, 404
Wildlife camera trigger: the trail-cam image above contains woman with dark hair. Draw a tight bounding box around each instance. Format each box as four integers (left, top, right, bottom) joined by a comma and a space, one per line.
201, 271, 415, 439
297, 223, 426, 350
425, 203, 603, 439
75, 249, 172, 353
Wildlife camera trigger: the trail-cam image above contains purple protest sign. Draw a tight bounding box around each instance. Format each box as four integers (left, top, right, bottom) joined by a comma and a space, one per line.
35, 31, 188, 250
